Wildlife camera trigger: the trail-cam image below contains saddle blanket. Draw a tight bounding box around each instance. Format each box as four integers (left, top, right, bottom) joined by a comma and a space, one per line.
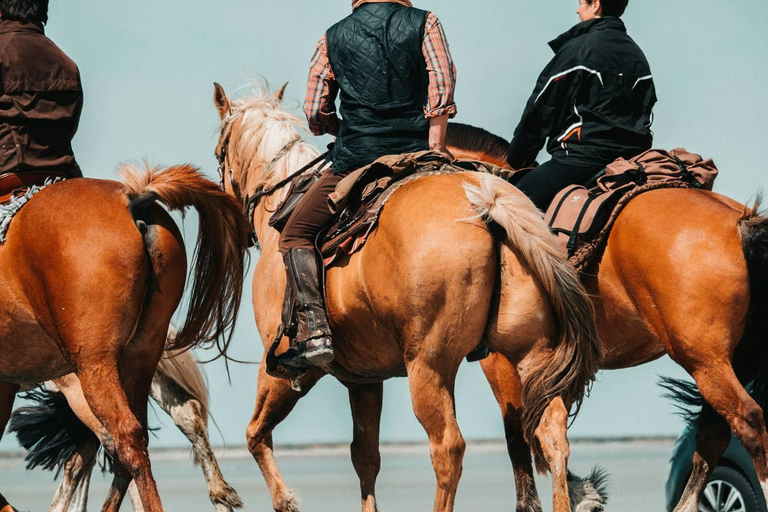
0, 175, 63, 243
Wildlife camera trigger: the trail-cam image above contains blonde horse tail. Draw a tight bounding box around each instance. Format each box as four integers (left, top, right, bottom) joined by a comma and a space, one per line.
120, 163, 250, 354
463, 174, 601, 472
157, 326, 210, 423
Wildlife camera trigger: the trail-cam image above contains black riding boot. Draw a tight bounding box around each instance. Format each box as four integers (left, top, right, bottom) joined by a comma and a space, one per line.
283, 248, 334, 366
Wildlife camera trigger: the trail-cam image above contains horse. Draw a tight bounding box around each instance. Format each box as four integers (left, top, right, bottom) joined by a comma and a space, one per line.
213, 82, 601, 512
0, 164, 249, 512
10, 327, 243, 512
445, 122, 768, 512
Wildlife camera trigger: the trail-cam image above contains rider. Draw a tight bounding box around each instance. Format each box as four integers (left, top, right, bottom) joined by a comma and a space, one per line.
507, 0, 656, 210
0, 0, 83, 180
278, 0, 457, 367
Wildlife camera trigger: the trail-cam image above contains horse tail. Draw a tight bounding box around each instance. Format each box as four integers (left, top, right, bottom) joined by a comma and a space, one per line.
8, 387, 95, 475
660, 196, 768, 428
157, 327, 210, 423
120, 163, 250, 354
463, 175, 601, 471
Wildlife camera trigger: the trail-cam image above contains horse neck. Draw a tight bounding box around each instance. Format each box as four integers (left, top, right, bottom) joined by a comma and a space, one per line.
237, 134, 321, 252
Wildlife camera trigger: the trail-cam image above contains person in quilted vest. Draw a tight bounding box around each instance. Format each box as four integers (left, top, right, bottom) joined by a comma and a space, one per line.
507, 0, 656, 211
0, 0, 83, 179
277, 0, 457, 368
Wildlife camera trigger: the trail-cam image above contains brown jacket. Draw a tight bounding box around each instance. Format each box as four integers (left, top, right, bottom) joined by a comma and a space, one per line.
0, 20, 82, 176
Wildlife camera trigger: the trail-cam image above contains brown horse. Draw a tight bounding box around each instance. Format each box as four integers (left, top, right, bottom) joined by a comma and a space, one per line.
445, 122, 768, 512
0, 165, 248, 512
213, 83, 601, 512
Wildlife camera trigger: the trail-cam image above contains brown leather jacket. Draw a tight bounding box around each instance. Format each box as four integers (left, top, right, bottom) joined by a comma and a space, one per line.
0, 19, 82, 177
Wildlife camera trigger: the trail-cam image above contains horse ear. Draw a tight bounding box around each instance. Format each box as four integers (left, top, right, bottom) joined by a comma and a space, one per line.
274, 82, 289, 102
213, 82, 231, 120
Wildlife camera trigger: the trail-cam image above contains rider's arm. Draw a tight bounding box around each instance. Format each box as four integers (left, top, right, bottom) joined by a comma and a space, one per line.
423, 13, 456, 154
507, 49, 579, 169
304, 34, 340, 137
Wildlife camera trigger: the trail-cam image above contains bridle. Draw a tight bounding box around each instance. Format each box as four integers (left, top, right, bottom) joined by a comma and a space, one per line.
215, 132, 329, 248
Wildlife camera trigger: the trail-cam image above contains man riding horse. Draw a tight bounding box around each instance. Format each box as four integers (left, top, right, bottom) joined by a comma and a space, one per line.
279, 0, 457, 367
0, 0, 83, 185
508, 0, 656, 210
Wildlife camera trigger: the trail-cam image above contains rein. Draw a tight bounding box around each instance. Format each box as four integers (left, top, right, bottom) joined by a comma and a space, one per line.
216, 135, 329, 248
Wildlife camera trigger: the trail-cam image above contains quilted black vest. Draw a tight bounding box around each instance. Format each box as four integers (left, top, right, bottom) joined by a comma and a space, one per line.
327, 3, 430, 174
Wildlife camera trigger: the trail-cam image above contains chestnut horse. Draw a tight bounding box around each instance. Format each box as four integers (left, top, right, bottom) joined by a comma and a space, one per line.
446, 122, 768, 512
213, 83, 601, 512
0, 165, 248, 512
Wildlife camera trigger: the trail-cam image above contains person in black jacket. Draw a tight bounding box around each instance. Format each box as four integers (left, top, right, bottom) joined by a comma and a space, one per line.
507, 0, 656, 210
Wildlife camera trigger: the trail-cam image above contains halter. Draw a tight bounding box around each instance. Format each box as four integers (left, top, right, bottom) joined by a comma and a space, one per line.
215, 134, 329, 249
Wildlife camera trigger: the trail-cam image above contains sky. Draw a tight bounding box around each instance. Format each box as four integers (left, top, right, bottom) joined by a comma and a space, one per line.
2, 0, 768, 452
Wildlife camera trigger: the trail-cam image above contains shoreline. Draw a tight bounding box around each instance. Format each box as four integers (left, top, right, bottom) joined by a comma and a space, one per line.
0, 436, 676, 461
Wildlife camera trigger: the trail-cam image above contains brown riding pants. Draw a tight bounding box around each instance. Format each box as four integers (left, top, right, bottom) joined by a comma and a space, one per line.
278, 169, 349, 253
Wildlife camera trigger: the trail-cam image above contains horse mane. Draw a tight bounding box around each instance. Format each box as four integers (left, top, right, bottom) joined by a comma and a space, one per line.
446, 122, 509, 161
222, 84, 321, 196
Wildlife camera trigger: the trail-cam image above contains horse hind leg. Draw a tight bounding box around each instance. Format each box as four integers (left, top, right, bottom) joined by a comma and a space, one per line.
480, 353, 542, 512
245, 361, 325, 512
48, 436, 100, 512
672, 363, 768, 512
150, 370, 243, 511
406, 357, 466, 512
0, 382, 20, 512
344, 382, 383, 512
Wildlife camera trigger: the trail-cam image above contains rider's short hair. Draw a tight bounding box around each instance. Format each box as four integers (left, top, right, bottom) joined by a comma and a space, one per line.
588, 0, 628, 18
0, 0, 48, 25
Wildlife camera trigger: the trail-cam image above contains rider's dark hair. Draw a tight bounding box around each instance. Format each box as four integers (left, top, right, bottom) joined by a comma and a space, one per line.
587, 0, 628, 18
0, 0, 48, 25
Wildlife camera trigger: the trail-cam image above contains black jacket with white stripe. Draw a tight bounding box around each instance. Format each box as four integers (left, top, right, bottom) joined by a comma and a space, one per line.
507, 17, 656, 169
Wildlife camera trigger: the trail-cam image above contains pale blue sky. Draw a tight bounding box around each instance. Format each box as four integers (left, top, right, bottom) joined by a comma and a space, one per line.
2, 0, 767, 451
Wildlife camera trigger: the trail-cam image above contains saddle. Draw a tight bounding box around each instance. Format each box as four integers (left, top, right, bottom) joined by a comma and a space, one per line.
269, 150, 507, 266
544, 148, 719, 271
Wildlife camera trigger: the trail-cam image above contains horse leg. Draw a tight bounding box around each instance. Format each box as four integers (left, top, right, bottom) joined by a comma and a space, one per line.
72, 352, 162, 512
672, 410, 730, 512
480, 353, 541, 512
150, 371, 243, 511
48, 436, 100, 512
406, 359, 465, 512
531, 396, 572, 512
673, 363, 768, 512
245, 361, 325, 512
344, 382, 383, 512
55, 373, 135, 511
0, 382, 19, 512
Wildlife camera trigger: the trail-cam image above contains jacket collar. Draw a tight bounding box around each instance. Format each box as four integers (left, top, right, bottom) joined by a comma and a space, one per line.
548, 16, 625, 53
0, 19, 44, 36
352, 0, 413, 10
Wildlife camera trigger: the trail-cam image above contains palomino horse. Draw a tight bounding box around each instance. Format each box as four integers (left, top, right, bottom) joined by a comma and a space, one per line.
213, 82, 601, 512
11, 331, 242, 512
445, 122, 768, 512
0, 165, 248, 512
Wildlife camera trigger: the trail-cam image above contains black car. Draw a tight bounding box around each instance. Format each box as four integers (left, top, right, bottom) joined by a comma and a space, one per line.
667, 426, 767, 512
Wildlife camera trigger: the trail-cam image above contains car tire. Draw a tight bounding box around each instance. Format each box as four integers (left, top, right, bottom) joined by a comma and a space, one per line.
699, 466, 762, 512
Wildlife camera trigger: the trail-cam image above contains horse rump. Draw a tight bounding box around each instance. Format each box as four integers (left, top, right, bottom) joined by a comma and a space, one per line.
8, 387, 95, 476
660, 197, 768, 427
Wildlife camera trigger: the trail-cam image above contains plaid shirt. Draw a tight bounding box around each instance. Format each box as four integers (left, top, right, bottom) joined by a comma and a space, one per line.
304, 12, 457, 136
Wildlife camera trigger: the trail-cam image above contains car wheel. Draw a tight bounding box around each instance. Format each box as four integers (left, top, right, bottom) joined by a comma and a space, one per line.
699, 466, 761, 512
